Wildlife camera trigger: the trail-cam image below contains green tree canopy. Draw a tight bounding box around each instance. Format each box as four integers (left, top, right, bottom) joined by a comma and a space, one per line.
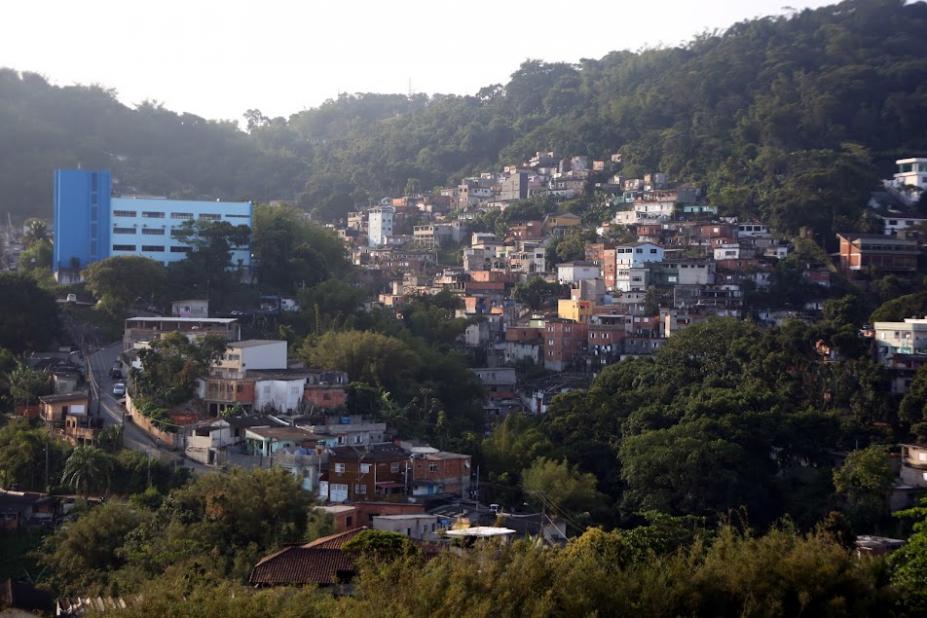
83, 256, 167, 316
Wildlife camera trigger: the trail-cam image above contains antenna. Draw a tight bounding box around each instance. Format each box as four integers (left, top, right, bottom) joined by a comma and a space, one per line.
408, 77, 412, 98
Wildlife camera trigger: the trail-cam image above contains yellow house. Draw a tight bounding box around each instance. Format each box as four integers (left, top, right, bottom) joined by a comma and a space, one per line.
543, 213, 582, 231
558, 299, 593, 323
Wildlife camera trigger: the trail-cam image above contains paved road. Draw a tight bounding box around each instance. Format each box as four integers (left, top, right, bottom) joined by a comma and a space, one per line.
87, 342, 208, 473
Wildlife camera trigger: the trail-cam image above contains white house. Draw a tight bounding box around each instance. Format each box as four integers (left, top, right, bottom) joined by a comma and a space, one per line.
557, 261, 601, 285
368, 205, 395, 247
874, 318, 927, 365
714, 244, 742, 260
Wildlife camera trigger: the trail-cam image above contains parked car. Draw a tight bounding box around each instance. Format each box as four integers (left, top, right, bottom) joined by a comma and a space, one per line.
66, 293, 78, 304
112, 382, 126, 397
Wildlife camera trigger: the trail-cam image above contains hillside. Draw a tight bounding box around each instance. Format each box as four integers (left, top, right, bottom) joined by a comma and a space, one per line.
2, 0, 927, 234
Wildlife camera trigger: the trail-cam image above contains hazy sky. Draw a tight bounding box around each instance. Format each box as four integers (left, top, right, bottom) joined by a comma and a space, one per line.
2, 0, 836, 122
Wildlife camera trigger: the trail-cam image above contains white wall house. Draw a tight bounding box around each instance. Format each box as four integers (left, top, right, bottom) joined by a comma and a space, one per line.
254, 376, 307, 414
368, 205, 395, 247
557, 261, 601, 285
874, 318, 927, 365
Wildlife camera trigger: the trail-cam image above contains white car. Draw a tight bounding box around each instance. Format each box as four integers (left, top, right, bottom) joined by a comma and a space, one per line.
112, 382, 126, 397
66, 293, 78, 304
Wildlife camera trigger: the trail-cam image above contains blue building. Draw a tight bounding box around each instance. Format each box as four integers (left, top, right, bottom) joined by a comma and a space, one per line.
53, 170, 252, 281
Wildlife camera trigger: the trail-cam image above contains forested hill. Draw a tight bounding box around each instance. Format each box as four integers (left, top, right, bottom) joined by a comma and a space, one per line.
3, 0, 927, 231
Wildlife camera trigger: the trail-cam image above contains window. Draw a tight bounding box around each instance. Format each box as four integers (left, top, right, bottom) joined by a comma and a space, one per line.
170, 246, 191, 253
354, 484, 367, 495
918, 452, 927, 462
226, 213, 250, 218
429, 463, 439, 472
170, 229, 186, 238
113, 210, 137, 217
650, 249, 657, 254
334, 463, 346, 474
141, 211, 165, 218
360, 463, 371, 474
141, 245, 165, 252
199, 214, 221, 221
142, 228, 165, 235
112, 244, 136, 251
112, 227, 135, 234
390, 463, 400, 473
171, 212, 193, 220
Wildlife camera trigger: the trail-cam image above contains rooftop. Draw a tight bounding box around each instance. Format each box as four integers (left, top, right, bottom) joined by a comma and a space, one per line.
445, 526, 516, 538
126, 317, 238, 324
229, 339, 285, 349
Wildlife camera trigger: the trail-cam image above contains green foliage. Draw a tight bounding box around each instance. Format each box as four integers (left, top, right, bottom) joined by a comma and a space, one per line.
40, 501, 152, 596
0, 272, 59, 353
6, 0, 927, 232
61, 446, 113, 496
833, 445, 895, 531
890, 497, 927, 614
0, 418, 70, 490
343, 529, 418, 562
7, 361, 52, 407
132, 332, 226, 408
870, 290, 927, 323
83, 256, 167, 317
166, 219, 250, 308
513, 277, 568, 310
252, 203, 349, 294
521, 457, 604, 517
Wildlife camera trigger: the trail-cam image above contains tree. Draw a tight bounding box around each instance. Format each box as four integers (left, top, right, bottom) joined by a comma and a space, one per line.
132, 332, 226, 408
513, 277, 567, 310
61, 446, 113, 496
22, 218, 49, 247
521, 457, 604, 518
0, 273, 59, 353
83, 256, 167, 316
167, 219, 250, 305
40, 502, 151, 595
343, 529, 417, 562
0, 419, 70, 491
890, 497, 927, 614
7, 361, 52, 408
300, 330, 419, 395
252, 203, 348, 294
833, 445, 895, 531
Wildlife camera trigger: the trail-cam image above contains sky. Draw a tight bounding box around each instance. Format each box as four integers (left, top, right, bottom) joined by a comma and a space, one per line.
1, 0, 837, 123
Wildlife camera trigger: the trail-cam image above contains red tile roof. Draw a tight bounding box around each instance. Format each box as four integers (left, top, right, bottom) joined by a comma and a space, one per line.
248, 527, 366, 587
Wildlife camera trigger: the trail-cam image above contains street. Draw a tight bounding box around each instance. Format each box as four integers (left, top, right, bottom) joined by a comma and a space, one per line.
86, 342, 208, 473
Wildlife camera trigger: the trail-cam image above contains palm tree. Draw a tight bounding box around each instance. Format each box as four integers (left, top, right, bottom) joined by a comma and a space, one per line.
23, 219, 49, 248
61, 446, 112, 496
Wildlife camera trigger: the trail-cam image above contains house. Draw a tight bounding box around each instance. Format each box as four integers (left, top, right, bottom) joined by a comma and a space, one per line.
38, 391, 97, 446
252, 370, 313, 414
471, 368, 517, 393
249, 528, 366, 588
543, 213, 581, 232
557, 261, 600, 285
899, 444, 927, 488
244, 426, 326, 458
873, 318, 927, 366
504, 327, 543, 364
837, 233, 919, 274
171, 299, 209, 318
372, 514, 441, 540
123, 317, 241, 351
317, 505, 359, 532
320, 444, 409, 503
407, 447, 472, 498
557, 299, 594, 323
0, 490, 59, 531
544, 320, 588, 371
613, 242, 664, 292
298, 415, 387, 447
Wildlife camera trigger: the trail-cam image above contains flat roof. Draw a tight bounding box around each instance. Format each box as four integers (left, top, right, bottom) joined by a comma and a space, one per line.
445, 526, 516, 538
126, 317, 237, 324
230, 339, 285, 348
372, 514, 437, 521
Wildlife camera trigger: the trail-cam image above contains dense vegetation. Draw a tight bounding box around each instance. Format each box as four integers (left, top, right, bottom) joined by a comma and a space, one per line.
4, 0, 927, 240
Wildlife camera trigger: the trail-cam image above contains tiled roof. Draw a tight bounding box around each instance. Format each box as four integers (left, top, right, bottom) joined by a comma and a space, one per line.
248, 527, 365, 586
